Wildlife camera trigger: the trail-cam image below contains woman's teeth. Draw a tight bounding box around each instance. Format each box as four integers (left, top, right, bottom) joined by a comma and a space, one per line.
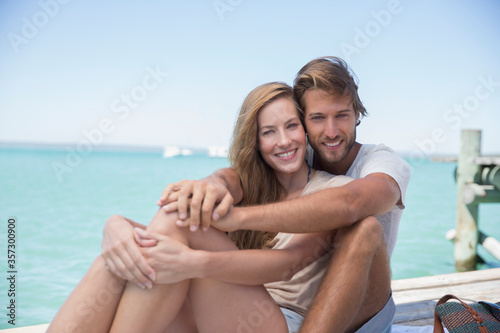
276, 149, 296, 158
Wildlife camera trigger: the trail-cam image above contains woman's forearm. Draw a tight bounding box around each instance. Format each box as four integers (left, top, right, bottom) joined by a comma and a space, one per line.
194, 231, 331, 285
196, 248, 297, 285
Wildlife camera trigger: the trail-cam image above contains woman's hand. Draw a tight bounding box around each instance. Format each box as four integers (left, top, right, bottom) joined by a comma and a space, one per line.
101, 215, 156, 289
135, 228, 203, 284
157, 179, 234, 232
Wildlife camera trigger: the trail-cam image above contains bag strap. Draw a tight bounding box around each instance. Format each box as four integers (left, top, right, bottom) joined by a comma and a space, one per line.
433, 294, 489, 333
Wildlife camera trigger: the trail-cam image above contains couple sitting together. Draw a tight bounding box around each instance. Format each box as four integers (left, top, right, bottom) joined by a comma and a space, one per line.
49, 56, 410, 333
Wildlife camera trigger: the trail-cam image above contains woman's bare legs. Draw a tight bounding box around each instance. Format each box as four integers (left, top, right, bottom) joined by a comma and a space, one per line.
109, 209, 288, 333
47, 255, 126, 333
49, 209, 287, 333
48, 241, 196, 333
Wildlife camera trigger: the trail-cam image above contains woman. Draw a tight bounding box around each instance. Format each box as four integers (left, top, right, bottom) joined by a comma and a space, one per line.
48, 82, 352, 332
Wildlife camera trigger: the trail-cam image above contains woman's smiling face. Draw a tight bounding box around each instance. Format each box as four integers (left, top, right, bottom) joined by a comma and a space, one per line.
257, 97, 306, 177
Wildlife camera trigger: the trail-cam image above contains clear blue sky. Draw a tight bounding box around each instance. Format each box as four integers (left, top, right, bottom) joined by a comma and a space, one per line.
1, 0, 500, 155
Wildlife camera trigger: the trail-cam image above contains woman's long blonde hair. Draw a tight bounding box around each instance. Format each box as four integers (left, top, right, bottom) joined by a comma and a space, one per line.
229, 82, 302, 250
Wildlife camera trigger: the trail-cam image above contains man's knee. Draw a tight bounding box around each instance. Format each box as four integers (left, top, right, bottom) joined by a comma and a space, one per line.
335, 216, 385, 254
357, 216, 385, 243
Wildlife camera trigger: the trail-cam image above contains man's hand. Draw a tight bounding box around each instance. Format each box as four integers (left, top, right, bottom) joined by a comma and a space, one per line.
135, 228, 201, 284
210, 207, 241, 232
157, 179, 234, 232
101, 215, 156, 289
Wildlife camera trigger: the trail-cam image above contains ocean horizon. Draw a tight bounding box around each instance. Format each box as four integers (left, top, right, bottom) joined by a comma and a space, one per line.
0, 140, 469, 159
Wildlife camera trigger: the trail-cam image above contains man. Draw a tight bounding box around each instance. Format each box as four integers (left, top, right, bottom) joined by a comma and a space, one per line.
158, 56, 410, 332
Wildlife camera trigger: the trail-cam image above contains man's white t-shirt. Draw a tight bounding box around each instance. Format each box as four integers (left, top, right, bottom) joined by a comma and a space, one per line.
306, 143, 410, 258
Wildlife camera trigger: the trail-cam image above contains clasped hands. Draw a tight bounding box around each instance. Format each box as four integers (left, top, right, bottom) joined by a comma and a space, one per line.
157, 179, 235, 232
101, 179, 235, 289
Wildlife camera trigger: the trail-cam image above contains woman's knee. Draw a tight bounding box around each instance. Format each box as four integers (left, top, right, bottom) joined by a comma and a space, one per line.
146, 209, 183, 235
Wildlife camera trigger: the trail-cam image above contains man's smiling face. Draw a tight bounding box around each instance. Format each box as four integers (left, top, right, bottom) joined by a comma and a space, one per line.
303, 89, 359, 172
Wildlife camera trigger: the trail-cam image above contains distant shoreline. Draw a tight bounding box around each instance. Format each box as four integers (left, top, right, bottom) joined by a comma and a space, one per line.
430, 156, 458, 163
3, 141, 499, 162
0, 141, 165, 152
0, 141, 228, 158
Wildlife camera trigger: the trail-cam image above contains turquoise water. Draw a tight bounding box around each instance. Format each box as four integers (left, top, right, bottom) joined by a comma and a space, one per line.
0, 147, 499, 328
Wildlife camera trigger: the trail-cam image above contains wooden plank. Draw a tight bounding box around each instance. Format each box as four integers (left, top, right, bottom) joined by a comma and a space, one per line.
0, 324, 49, 332
392, 267, 500, 293
394, 280, 500, 304
393, 300, 436, 325
392, 268, 500, 326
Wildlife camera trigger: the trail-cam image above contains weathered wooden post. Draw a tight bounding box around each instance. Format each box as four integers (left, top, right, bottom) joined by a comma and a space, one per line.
455, 129, 482, 271
451, 130, 500, 270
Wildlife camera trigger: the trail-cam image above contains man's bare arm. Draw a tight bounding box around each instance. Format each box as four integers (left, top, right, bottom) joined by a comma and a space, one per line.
206, 167, 243, 204
216, 173, 401, 233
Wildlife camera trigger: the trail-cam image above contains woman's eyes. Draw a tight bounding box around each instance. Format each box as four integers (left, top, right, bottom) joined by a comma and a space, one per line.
262, 122, 299, 136
262, 130, 274, 136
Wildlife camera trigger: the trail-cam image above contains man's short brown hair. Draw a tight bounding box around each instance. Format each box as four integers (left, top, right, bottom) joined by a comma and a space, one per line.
293, 56, 367, 125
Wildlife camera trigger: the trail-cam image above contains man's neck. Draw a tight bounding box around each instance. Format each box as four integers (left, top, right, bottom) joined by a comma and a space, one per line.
315, 142, 362, 175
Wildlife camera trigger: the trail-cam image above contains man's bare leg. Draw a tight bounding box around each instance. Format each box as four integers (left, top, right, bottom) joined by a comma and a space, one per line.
299, 216, 391, 333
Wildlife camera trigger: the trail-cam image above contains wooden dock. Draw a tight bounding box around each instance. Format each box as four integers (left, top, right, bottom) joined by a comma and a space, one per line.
0, 324, 49, 332
392, 267, 500, 326
2, 268, 499, 332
